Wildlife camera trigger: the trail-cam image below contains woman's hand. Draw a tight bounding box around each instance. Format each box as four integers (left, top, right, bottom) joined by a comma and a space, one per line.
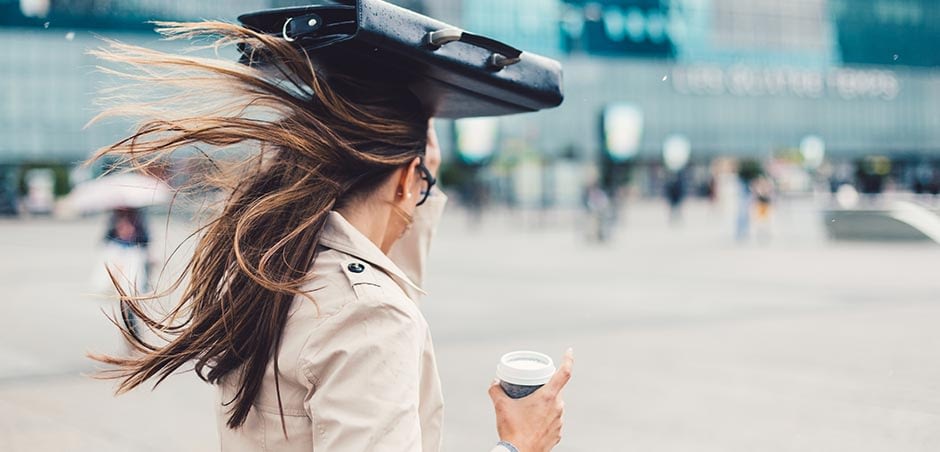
425, 119, 442, 178
489, 349, 574, 452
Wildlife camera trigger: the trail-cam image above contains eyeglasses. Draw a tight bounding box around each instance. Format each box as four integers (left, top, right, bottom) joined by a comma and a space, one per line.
416, 160, 437, 207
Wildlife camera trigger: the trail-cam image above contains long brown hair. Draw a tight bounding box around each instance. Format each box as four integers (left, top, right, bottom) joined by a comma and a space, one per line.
88, 21, 429, 430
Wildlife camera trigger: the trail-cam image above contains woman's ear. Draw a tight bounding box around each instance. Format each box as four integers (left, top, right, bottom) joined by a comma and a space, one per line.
395, 157, 422, 202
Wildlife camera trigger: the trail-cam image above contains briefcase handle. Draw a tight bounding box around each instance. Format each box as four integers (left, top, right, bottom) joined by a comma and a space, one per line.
426, 28, 522, 69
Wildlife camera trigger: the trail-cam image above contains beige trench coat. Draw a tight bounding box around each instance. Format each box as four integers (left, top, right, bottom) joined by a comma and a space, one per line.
216, 193, 507, 452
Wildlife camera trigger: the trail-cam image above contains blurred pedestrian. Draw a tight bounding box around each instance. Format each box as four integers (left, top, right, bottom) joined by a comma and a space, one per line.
585, 182, 612, 242
665, 173, 685, 225
104, 207, 150, 254
752, 176, 775, 243
91, 207, 152, 340
735, 159, 763, 242
88, 21, 572, 452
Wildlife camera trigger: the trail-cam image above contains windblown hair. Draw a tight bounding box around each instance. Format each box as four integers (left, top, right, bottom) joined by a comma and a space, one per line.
88, 21, 429, 430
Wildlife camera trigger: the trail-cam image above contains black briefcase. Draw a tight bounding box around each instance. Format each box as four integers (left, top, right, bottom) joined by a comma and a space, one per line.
237, 0, 564, 118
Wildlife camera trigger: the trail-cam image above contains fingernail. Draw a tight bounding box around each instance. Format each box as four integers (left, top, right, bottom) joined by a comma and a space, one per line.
566, 347, 574, 355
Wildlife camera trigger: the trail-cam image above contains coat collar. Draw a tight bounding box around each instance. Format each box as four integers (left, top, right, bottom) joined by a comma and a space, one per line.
318, 211, 427, 297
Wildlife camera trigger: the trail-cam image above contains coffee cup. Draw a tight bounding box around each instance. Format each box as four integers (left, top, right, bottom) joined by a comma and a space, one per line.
496, 351, 556, 399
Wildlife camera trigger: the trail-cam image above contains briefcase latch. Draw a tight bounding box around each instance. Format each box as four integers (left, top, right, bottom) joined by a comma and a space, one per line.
426, 28, 523, 69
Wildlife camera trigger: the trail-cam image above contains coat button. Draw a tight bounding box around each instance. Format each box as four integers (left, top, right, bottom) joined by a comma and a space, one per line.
347, 262, 365, 273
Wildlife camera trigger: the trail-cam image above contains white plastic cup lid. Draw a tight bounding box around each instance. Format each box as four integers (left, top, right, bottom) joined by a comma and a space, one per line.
496, 351, 556, 386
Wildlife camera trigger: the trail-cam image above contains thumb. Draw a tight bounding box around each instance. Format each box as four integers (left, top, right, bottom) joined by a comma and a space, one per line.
545, 348, 574, 395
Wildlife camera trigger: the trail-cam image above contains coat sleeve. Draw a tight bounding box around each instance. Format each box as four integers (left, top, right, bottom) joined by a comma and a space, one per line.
387, 190, 447, 292
299, 298, 425, 451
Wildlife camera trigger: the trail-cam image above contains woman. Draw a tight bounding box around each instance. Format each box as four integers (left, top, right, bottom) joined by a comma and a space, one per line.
99, 206, 151, 338
90, 22, 573, 452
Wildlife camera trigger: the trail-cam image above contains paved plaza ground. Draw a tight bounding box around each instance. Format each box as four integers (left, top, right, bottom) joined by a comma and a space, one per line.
1, 199, 939, 451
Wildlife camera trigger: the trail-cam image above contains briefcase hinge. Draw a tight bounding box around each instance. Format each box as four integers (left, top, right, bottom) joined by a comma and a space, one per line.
282, 14, 324, 43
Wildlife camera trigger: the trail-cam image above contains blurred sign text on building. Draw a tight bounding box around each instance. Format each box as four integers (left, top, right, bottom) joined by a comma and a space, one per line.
671, 65, 900, 100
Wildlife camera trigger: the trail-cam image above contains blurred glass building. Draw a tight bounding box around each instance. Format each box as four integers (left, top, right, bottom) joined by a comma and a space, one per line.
456, 0, 940, 158
2, 0, 940, 201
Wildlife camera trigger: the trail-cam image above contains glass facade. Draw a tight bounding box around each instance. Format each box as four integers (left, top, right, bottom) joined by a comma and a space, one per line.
558, 0, 675, 57
833, 0, 940, 68
2, 0, 940, 166
673, 0, 836, 68
0, 0, 266, 29
0, 28, 187, 163
531, 59, 940, 158
457, 0, 940, 159
463, 0, 561, 58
